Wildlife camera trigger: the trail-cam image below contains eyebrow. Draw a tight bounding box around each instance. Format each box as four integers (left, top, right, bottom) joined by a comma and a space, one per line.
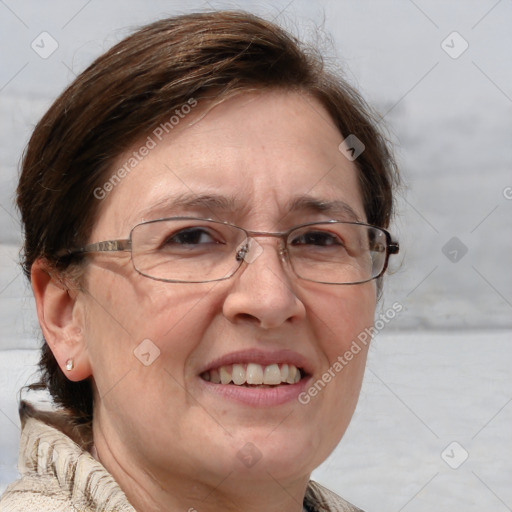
288, 195, 363, 222
140, 193, 238, 218
140, 193, 362, 222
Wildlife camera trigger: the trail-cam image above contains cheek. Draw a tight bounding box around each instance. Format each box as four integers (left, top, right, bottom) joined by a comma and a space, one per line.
311, 283, 375, 408
293, 283, 375, 464
82, 269, 219, 392
308, 281, 376, 359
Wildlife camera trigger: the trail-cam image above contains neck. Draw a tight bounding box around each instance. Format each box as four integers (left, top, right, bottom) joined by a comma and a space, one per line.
92, 421, 310, 512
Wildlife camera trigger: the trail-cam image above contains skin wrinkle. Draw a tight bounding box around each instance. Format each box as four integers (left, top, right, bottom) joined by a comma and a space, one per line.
137, 193, 363, 226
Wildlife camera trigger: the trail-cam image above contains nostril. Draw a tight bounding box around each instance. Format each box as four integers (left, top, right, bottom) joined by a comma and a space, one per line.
239, 312, 258, 322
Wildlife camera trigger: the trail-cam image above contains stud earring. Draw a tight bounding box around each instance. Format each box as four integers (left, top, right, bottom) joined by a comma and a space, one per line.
65, 359, 74, 371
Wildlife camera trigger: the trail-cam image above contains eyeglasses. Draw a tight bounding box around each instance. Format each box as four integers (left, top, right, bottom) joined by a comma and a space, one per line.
61, 217, 399, 285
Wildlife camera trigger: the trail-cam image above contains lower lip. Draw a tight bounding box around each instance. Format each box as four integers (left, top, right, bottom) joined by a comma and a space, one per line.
198, 377, 311, 406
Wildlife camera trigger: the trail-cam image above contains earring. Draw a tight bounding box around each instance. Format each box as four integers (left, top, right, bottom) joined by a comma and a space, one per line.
65, 359, 74, 371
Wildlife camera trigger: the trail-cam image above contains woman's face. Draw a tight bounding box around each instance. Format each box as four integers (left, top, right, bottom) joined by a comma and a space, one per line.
80, 91, 376, 488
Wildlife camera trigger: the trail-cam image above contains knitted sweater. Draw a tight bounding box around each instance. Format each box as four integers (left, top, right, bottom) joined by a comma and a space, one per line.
0, 410, 364, 512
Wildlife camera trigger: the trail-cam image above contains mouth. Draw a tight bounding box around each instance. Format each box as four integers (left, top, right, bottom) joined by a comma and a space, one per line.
200, 363, 306, 387
198, 349, 312, 406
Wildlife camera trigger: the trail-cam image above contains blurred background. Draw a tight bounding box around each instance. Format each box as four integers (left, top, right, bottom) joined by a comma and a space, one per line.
0, 1, 511, 510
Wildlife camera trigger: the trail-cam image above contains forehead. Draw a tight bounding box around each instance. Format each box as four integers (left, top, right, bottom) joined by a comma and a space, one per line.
92, 90, 365, 236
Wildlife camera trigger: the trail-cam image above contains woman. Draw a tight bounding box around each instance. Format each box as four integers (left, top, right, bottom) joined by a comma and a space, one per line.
0, 10, 399, 512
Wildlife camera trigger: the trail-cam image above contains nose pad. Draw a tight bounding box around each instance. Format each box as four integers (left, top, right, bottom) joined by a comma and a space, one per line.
235, 237, 264, 264
278, 243, 288, 264
235, 237, 289, 266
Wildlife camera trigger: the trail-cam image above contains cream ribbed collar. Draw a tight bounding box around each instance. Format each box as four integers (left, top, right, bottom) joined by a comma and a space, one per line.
15, 410, 359, 512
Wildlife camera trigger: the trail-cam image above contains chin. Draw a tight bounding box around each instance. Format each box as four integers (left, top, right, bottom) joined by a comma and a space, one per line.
215, 427, 323, 482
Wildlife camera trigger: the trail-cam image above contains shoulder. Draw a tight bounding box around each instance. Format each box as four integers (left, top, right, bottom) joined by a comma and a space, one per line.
0, 474, 72, 512
2, 406, 134, 512
305, 480, 365, 512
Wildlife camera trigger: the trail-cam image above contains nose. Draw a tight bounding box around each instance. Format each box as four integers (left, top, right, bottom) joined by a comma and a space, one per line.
222, 238, 306, 329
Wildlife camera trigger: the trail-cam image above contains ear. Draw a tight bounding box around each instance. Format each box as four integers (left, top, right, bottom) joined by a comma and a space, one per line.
31, 259, 92, 382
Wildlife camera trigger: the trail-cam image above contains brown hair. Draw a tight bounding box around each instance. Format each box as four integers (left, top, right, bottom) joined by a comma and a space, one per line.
18, 10, 399, 423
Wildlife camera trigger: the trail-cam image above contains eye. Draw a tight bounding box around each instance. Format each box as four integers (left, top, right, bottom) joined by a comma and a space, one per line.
290, 230, 343, 247
164, 227, 220, 246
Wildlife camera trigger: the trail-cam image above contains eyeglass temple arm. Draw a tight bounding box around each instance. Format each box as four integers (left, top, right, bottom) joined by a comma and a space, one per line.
388, 241, 399, 254
62, 239, 132, 256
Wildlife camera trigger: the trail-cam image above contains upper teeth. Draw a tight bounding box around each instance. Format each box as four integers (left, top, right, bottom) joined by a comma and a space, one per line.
202, 363, 302, 386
